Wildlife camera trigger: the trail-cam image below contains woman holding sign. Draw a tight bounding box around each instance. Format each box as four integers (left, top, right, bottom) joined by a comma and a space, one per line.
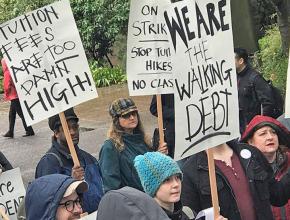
99, 98, 168, 193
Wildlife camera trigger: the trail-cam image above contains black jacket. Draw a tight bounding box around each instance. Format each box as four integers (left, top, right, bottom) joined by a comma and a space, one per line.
237, 65, 275, 133
150, 94, 175, 157
0, 151, 12, 171
181, 141, 290, 220
163, 201, 194, 220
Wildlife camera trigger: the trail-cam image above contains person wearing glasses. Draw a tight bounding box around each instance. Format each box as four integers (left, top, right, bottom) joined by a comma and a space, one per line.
25, 174, 87, 220
99, 98, 168, 193
35, 108, 103, 213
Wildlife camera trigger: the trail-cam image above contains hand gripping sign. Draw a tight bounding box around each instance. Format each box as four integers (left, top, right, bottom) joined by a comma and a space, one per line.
0, 0, 98, 165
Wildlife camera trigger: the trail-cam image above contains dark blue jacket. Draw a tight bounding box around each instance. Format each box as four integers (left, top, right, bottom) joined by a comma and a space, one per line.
26, 174, 78, 220
35, 141, 104, 213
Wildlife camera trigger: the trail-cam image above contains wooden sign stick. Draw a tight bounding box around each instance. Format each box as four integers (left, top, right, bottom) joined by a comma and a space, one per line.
59, 112, 80, 166
206, 148, 220, 218
156, 94, 165, 145
0, 209, 9, 220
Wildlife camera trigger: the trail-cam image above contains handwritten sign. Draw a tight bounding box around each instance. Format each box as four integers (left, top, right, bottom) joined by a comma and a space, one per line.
127, 0, 174, 96
80, 211, 97, 220
0, 168, 25, 220
164, 0, 240, 159
0, 0, 98, 125
285, 56, 290, 118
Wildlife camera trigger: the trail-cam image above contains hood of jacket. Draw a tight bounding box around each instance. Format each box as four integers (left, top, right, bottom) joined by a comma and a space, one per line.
97, 186, 170, 220
25, 174, 77, 220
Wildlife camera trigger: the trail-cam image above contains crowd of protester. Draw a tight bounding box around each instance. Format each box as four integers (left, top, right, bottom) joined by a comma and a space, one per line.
0, 48, 290, 220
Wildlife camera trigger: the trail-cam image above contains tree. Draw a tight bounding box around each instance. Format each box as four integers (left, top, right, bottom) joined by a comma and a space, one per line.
0, 0, 130, 66
71, 0, 129, 66
0, 0, 54, 23
270, 0, 290, 55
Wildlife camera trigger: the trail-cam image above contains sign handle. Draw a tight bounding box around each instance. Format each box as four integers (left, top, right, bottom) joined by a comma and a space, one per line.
156, 94, 165, 145
0, 209, 9, 220
206, 148, 220, 218
59, 112, 80, 167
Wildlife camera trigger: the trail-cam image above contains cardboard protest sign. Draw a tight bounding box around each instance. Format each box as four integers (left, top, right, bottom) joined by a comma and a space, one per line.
0, 168, 25, 220
0, 0, 98, 126
127, 0, 174, 96
164, 0, 240, 159
285, 56, 290, 118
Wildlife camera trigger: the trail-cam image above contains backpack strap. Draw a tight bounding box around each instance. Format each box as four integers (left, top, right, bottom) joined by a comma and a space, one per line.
45, 152, 64, 168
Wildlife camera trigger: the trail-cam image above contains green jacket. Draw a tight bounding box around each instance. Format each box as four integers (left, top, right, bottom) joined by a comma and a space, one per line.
99, 133, 150, 192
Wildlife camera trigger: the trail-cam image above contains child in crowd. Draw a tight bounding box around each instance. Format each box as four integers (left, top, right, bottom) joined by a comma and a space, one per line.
134, 152, 227, 220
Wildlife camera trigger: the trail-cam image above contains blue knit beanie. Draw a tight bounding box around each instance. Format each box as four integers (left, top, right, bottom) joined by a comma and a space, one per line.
134, 152, 182, 197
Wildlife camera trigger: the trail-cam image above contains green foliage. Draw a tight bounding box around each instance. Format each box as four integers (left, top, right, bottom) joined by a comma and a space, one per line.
71, 0, 130, 63
258, 25, 288, 96
90, 62, 126, 87
0, 0, 54, 23
0, 0, 130, 65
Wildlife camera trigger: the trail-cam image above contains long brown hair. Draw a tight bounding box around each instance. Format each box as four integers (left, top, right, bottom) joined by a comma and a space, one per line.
107, 113, 152, 151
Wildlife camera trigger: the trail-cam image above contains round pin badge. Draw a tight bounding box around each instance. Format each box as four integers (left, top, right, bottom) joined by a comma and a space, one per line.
240, 149, 251, 159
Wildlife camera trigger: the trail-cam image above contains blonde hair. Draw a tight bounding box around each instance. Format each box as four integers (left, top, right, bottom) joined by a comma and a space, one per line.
107, 114, 152, 151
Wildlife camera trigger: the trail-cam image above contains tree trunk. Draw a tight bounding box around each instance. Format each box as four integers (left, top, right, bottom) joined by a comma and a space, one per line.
272, 0, 290, 55
105, 54, 114, 68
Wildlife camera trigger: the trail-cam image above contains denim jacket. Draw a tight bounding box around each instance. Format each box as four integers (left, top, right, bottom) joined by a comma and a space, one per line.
35, 141, 104, 213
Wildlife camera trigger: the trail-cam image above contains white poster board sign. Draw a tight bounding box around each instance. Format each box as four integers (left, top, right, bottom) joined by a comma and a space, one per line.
127, 0, 174, 96
80, 211, 97, 220
285, 57, 290, 118
0, 168, 25, 220
164, 0, 240, 159
0, 0, 98, 126
196, 207, 214, 220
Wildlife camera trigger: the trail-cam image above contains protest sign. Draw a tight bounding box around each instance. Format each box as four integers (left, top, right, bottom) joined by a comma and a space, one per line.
127, 0, 174, 96
285, 56, 290, 118
0, 0, 98, 126
164, 0, 240, 159
0, 168, 25, 220
196, 207, 214, 220
80, 211, 97, 220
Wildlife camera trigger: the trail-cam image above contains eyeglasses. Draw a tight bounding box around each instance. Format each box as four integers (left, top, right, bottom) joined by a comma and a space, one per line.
59, 197, 82, 212
121, 111, 138, 119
